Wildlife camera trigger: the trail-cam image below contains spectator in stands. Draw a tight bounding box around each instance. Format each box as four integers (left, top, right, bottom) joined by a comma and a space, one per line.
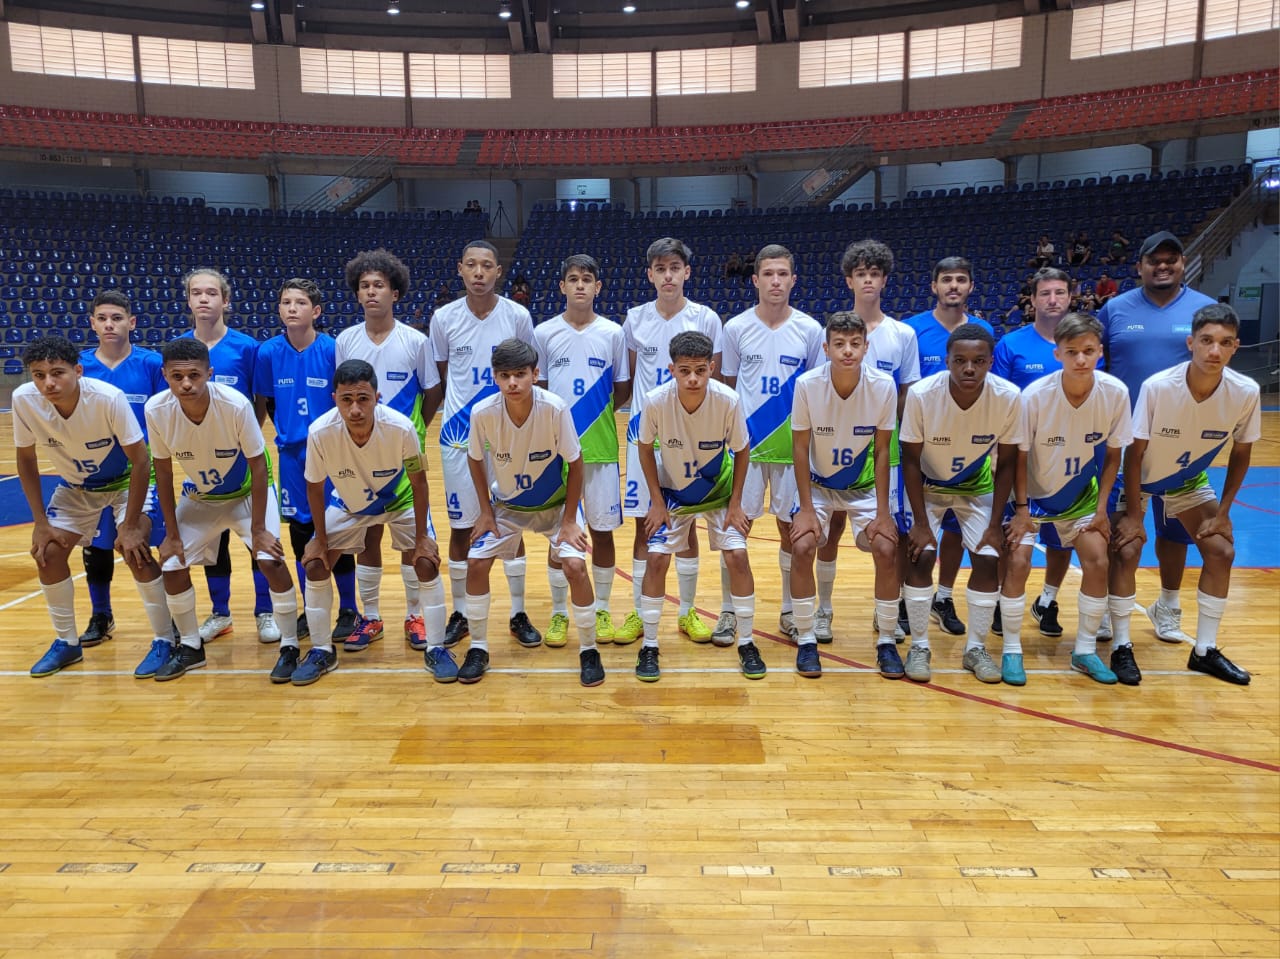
1095, 271, 1118, 305
1029, 235, 1055, 268
510, 275, 533, 310
464, 199, 483, 214
723, 253, 744, 280
1102, 230, 1131, 265
434, 280, 457, 311
1067, 231, 1093, 267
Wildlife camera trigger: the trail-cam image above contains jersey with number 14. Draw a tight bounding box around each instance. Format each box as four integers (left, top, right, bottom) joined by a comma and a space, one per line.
305, 404, 421, 516
791, 364, 897, 491
469, 387, 581, 512
622, 299, 722, 443
534, 314, 628, 464
720, 308, 825, 464
335, 321, 437, 449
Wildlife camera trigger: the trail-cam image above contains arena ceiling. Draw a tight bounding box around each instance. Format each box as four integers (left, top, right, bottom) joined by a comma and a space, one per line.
3, 0, 1074, 48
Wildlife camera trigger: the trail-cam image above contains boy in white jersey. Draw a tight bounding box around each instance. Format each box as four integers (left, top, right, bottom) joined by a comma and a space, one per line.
431, 240, 539, 649
1111, 304, 1258, 685
636, 331, 762, 683
534, 254, 631, 648
1001, 314, 1132, 686
463, 339, 604, 688
145, 338, 299, 682
819, 239, 920, 644
293, 360, 446, 687
788, 313, 901, 680
720, 243, 825, 644
618, 238, 723, 645
15, 336, 176, 678
900, 324, 1023, 685
336, 250, 443, 654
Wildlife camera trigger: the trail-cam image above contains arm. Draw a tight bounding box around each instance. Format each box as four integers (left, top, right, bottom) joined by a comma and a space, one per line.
866, 429, 898, 547
1113, 439, 1149, 551
153, 456, 186, 568
900, 441, 935, 562
1196, 441, 1252, 543
114, 439, 155, 565
420, 383, 443, 429
408, 467, 441, 566
724, 443, 752, 535
254, 394, 273, 427
301, 479, 331, 571
722, 374, 738, 391
981, 442, 1019, 555
895, 383, 910, 424
1005, 449, 1035, 548
789, 428, 820, 549
613, 378, 633, 412
557, 457, 588, 552
638, 441, 668, 539
248, 452, 284, 561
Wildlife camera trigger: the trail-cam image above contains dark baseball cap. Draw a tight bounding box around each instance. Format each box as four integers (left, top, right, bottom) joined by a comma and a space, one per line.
1138, 230, 1184, 259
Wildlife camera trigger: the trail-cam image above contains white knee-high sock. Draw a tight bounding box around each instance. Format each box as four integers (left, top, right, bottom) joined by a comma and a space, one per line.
548, 565, 569, 616
965, 588, 998, 652
420, 575, 447, 649
573, 602, 598, 651
632, 557, 647, 610
1109, 593, 1135, 647
999, 593, 1025, 655
592, 564, 615, 612
504, 557, 526, 617
875, 598, 899, 645
1075, 592, 1108, 655
1194, 590, 1226, 655
675, 556, 698, 617
270, 587, 298, 645
401, 564, 421, 617
816, 559, 837, 612
448, 560, 468, 614
640, 594, 664, 647
42, 577, 78, 643
305, 579, 335, 650
732, 594, 755, 646
793, 594, 817, 646
903, 584, 934, 648
356, 564, 381, 621
134, 576, 173, 644
466, 592, 491, 650
168, 585, 200, 649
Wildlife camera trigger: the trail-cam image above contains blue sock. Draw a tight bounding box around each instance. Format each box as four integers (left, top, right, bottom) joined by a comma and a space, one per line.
296, 561, 307, 594
336, 566, 358, 611
206, 575, 231, 617
252, 566, 271, 616
87, 579, 112, 616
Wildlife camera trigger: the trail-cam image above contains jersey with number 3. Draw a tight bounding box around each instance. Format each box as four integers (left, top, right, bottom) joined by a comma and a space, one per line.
13, 378, 143, 491
146, 382, 267, 501
468, 387, 581, 511
622, 299, 722, 443
534, 314, 628, 464
638, 379, 748, 514
305, 404, 421, 516
791, 364, 897, 491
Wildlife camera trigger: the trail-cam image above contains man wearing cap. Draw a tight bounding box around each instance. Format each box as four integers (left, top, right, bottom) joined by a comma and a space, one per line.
1098, 231, 1216, 647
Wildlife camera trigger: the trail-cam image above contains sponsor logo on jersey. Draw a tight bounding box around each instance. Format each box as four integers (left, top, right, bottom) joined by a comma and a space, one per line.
215, 448, 238, 458
453, 345, 473, 358
853, 426, 875, 436
971, 434, 995, 445
552, 357, 572, 369
386, 371, 408, 382
214, 375, 239, 385
337, 468, 356, 478
1024, 363, 1044, 372
277, 377, 295, 386
175, 451, 194, 460
779, 354, 801, 367
1125, 324, 1144, 332
641, 345, 659, 359
1159, 427, 1181, 437
743, 352, 763, 365
588, 357, 606, 369
1045, 435, 1066, 446
372, 468, 397, 477
930, 435, 950, 445
1085, 431, 1103, 443
697, 440, 722, 450
815, 426, 835, 435
1173, 324, 1192, 334
876, 360, 894, 371
494, 452, 511, 463
45, 437, 64, 448
307, 377, 328, 388
664, 438, 683, 449
125, 393, 147, 404
85, 438, 112, 450
529, 450, 552, 462
1201, 429, 1228, 440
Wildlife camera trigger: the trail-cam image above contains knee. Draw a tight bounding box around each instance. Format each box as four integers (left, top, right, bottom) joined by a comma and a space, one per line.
870, 538, 896, 566
722, 549, 749, 575
561, 556, 587, 580
415, 557, 440, 581
303, 558, 328, 581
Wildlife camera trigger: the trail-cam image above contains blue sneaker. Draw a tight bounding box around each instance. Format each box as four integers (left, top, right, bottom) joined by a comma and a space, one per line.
425, 645, 459, 683
1001, 653, 1027, 686
30, 639, 83, 677
795, 643, 822, 678
134, 639, 174, 679
291, 646, 338, 686
1071, 652, 1118, 685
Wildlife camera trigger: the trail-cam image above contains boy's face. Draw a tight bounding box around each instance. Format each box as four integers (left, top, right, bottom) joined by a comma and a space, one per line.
334, 380, 379, 430
752, 257, 795, 308
559, 268, 601, 308
187, 273, 227, 324
647, 254, 690, 300
459, 247, 501, 298
668, 354, 713, 397
1033, 279, 1071, 327
844, 264, 886, 301
279, 287, 322, 333
164, 360, 212, 402
358, 271, 399, 319
89, 302, 136, 348
1054, 333, 1102, 382
496, 365, 536, 401
824, 330, 866, 371
28, 358, 82, 405
1187, 323, 1238, 376
931, 269, 974, 308
946, 339, 991, 396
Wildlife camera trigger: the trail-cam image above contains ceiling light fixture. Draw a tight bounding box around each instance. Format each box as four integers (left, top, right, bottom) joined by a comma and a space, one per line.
623, 3, 636, 12
387, 1, 400, 15
499, 1, 513, 19
250, 1, 265, 9
735, 0, 750, 8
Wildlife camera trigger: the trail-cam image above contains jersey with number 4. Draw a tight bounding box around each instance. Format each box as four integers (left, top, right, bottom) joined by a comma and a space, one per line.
534, 314, 628, 464
1020, 371, 1132, 520
791, 365, 897, 491
1132, 362, 1261, 496
469, 387, 581, 512
305, 404, 421, 516
900, 371, 1023, 494
146, 383, 267, 501
622, 299, 722, 443
638, 379, 748, 514
13, 378, 143, 492
335, 321, 438, 449
431, 296, 534, 449
720, 308, 825, 464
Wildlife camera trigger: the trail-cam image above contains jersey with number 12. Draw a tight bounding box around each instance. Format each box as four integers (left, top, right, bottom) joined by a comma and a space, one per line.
622, 299, 722, 443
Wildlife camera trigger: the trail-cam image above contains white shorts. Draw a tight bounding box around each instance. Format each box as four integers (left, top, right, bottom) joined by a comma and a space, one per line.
622, 441, 652, 519
162, 488, 283, 572
582, 461, 623, 532
322, 504, 437, 554
920, 489, 999, 557
646, 507, 748, 555
742, 461, 796, 522
469, 502, 587, 562
799, 485, 883, 551
46, 484, 157, 546
1008, 511, 1094, 550
440, 444, 483, 529
1151, 483, 1217, 519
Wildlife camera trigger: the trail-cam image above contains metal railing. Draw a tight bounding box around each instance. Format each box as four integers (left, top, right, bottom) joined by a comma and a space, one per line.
1185, 164, 1278, 286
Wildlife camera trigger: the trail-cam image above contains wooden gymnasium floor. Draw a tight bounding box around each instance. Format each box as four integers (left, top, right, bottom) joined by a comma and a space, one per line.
0, 406, 1275, 959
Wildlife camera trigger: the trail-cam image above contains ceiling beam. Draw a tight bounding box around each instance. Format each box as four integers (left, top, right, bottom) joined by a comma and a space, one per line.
534, 0, 552, 53
781, 0, 800, 43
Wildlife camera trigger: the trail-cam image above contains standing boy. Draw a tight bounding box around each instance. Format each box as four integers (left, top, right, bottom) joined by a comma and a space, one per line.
533, 254, 631, 648
635, 331, 761, 683
464, 339, 604, 687
15, 336, 176, 678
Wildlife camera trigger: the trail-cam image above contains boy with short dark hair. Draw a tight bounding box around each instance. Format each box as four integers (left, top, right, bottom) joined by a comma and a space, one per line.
463, 338, 603, 687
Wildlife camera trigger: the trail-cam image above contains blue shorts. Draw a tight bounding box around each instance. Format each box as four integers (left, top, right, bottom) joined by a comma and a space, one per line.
276, 443, 312, 525
89, 499, 167, 550
1108, 475, 1194, 547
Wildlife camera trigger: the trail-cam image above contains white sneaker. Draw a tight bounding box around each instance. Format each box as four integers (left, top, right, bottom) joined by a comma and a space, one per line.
198, 613, 234, 643
1096, 611, 1113, 641
1145, 600, 1191, 644
256, 612, 281, 644
711, 611, 737, 648
778, 611, 797, 639
814, 608, 833, 644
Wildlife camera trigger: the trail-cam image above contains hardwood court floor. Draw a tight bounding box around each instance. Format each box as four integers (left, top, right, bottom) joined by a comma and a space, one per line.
0, 409, 1275, 958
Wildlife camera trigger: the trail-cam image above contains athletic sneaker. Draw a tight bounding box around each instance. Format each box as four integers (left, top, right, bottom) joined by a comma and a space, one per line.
778, 612, 797, 639
79, 612, 114, 648
904, 644, 932, 683
296, 612, 310, 642
872, 610, 906, 643
1109, 644, 1142, 686
269, 645, 300, 684
510, 612, 542, 647
199, 613, 234, 642
444, 610, 469, 647
737, 642, 767, 680
962, 647, 1002, 684
545, 613, 569, 648
458, 648, 490, 684
1188, 647, 1250, 685
1096, 613, 1113, 642
991, 606, 1003, 637
613, 611, 643, 645
813, 608, 833, 644
404, 615, 427, 651
594, 610, 615, 644
795, 643, 822, 678
135, 639, 175, 679
344, 617, 384, 652
1145, 600, 1191, 644
154, 643, 205, 682
30, 639, 83, 678
256, 612, 281, 644
711, 611, 737, 648
897, 599, 911, 640
579, 648, 606, 687
333, 607, 361, 643
1070, 652, 1118, 684
931, 596, 965, 635
291, 646, 337, 686
1030, 597, 1063, 637
1001, 653, 1027, 686
876, 643, 905, 680
425, 645, 459, 683
678, 609, 713, 643
635, 646, 661, 682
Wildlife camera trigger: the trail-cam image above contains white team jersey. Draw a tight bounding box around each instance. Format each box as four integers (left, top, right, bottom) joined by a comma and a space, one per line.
534, 314, 629, 464
1132, 362, 1262, 495
146, 382, 266, 501
622, 299, 723, 442
865, 315, 921, 387
12, 377, 143, 492
791, 365, 897, 491
334, 321, 439, 443
469, 387, 581, 511
638, 379, 748, 514
720, 307, 825, 464
1019, 371, 1132, 520
900, 371, 1024, 495
431, 295, 535, 449
304, 404, 422, 517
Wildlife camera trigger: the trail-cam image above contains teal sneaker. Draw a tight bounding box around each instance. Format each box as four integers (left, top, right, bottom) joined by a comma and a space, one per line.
1001, 653, 1026, 686
1070, 652, 1118, 685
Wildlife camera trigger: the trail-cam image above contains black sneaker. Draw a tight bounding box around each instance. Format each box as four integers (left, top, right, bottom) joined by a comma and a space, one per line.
991, 605, 1003, 637
1030, 597, 1063, 637
876, 643, 905, 679
154, 643, 206, 682
458, 647, 490, 684
897, 599, 911, 642
79, 612, 114, 648
1188, 647, 1250, 685
579, 648, 606, 687
635, 646, 661, 682
738, 641, 767, 680
270, 645, 300, 684
930, 595, 965, 635
509, 611, 542, 647
445, 610, 469, 647
295, 612, 310, 642
332, 607, 360, 642
1110, 644, 1142, 686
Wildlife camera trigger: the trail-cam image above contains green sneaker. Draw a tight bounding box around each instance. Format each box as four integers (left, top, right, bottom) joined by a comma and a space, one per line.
678, 609, 713, 643
613, 610, 643, 646
545, 612, 569, 648
594, 609, 615, 644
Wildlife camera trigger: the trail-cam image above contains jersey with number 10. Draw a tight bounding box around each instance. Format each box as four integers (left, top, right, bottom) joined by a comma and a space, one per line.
469, 387, 581, 512
304, 404, 421, 516
638, 379, 748, 514
534, 314, 628, 464
622, 299, 722, 443
791, 364, 897, 491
